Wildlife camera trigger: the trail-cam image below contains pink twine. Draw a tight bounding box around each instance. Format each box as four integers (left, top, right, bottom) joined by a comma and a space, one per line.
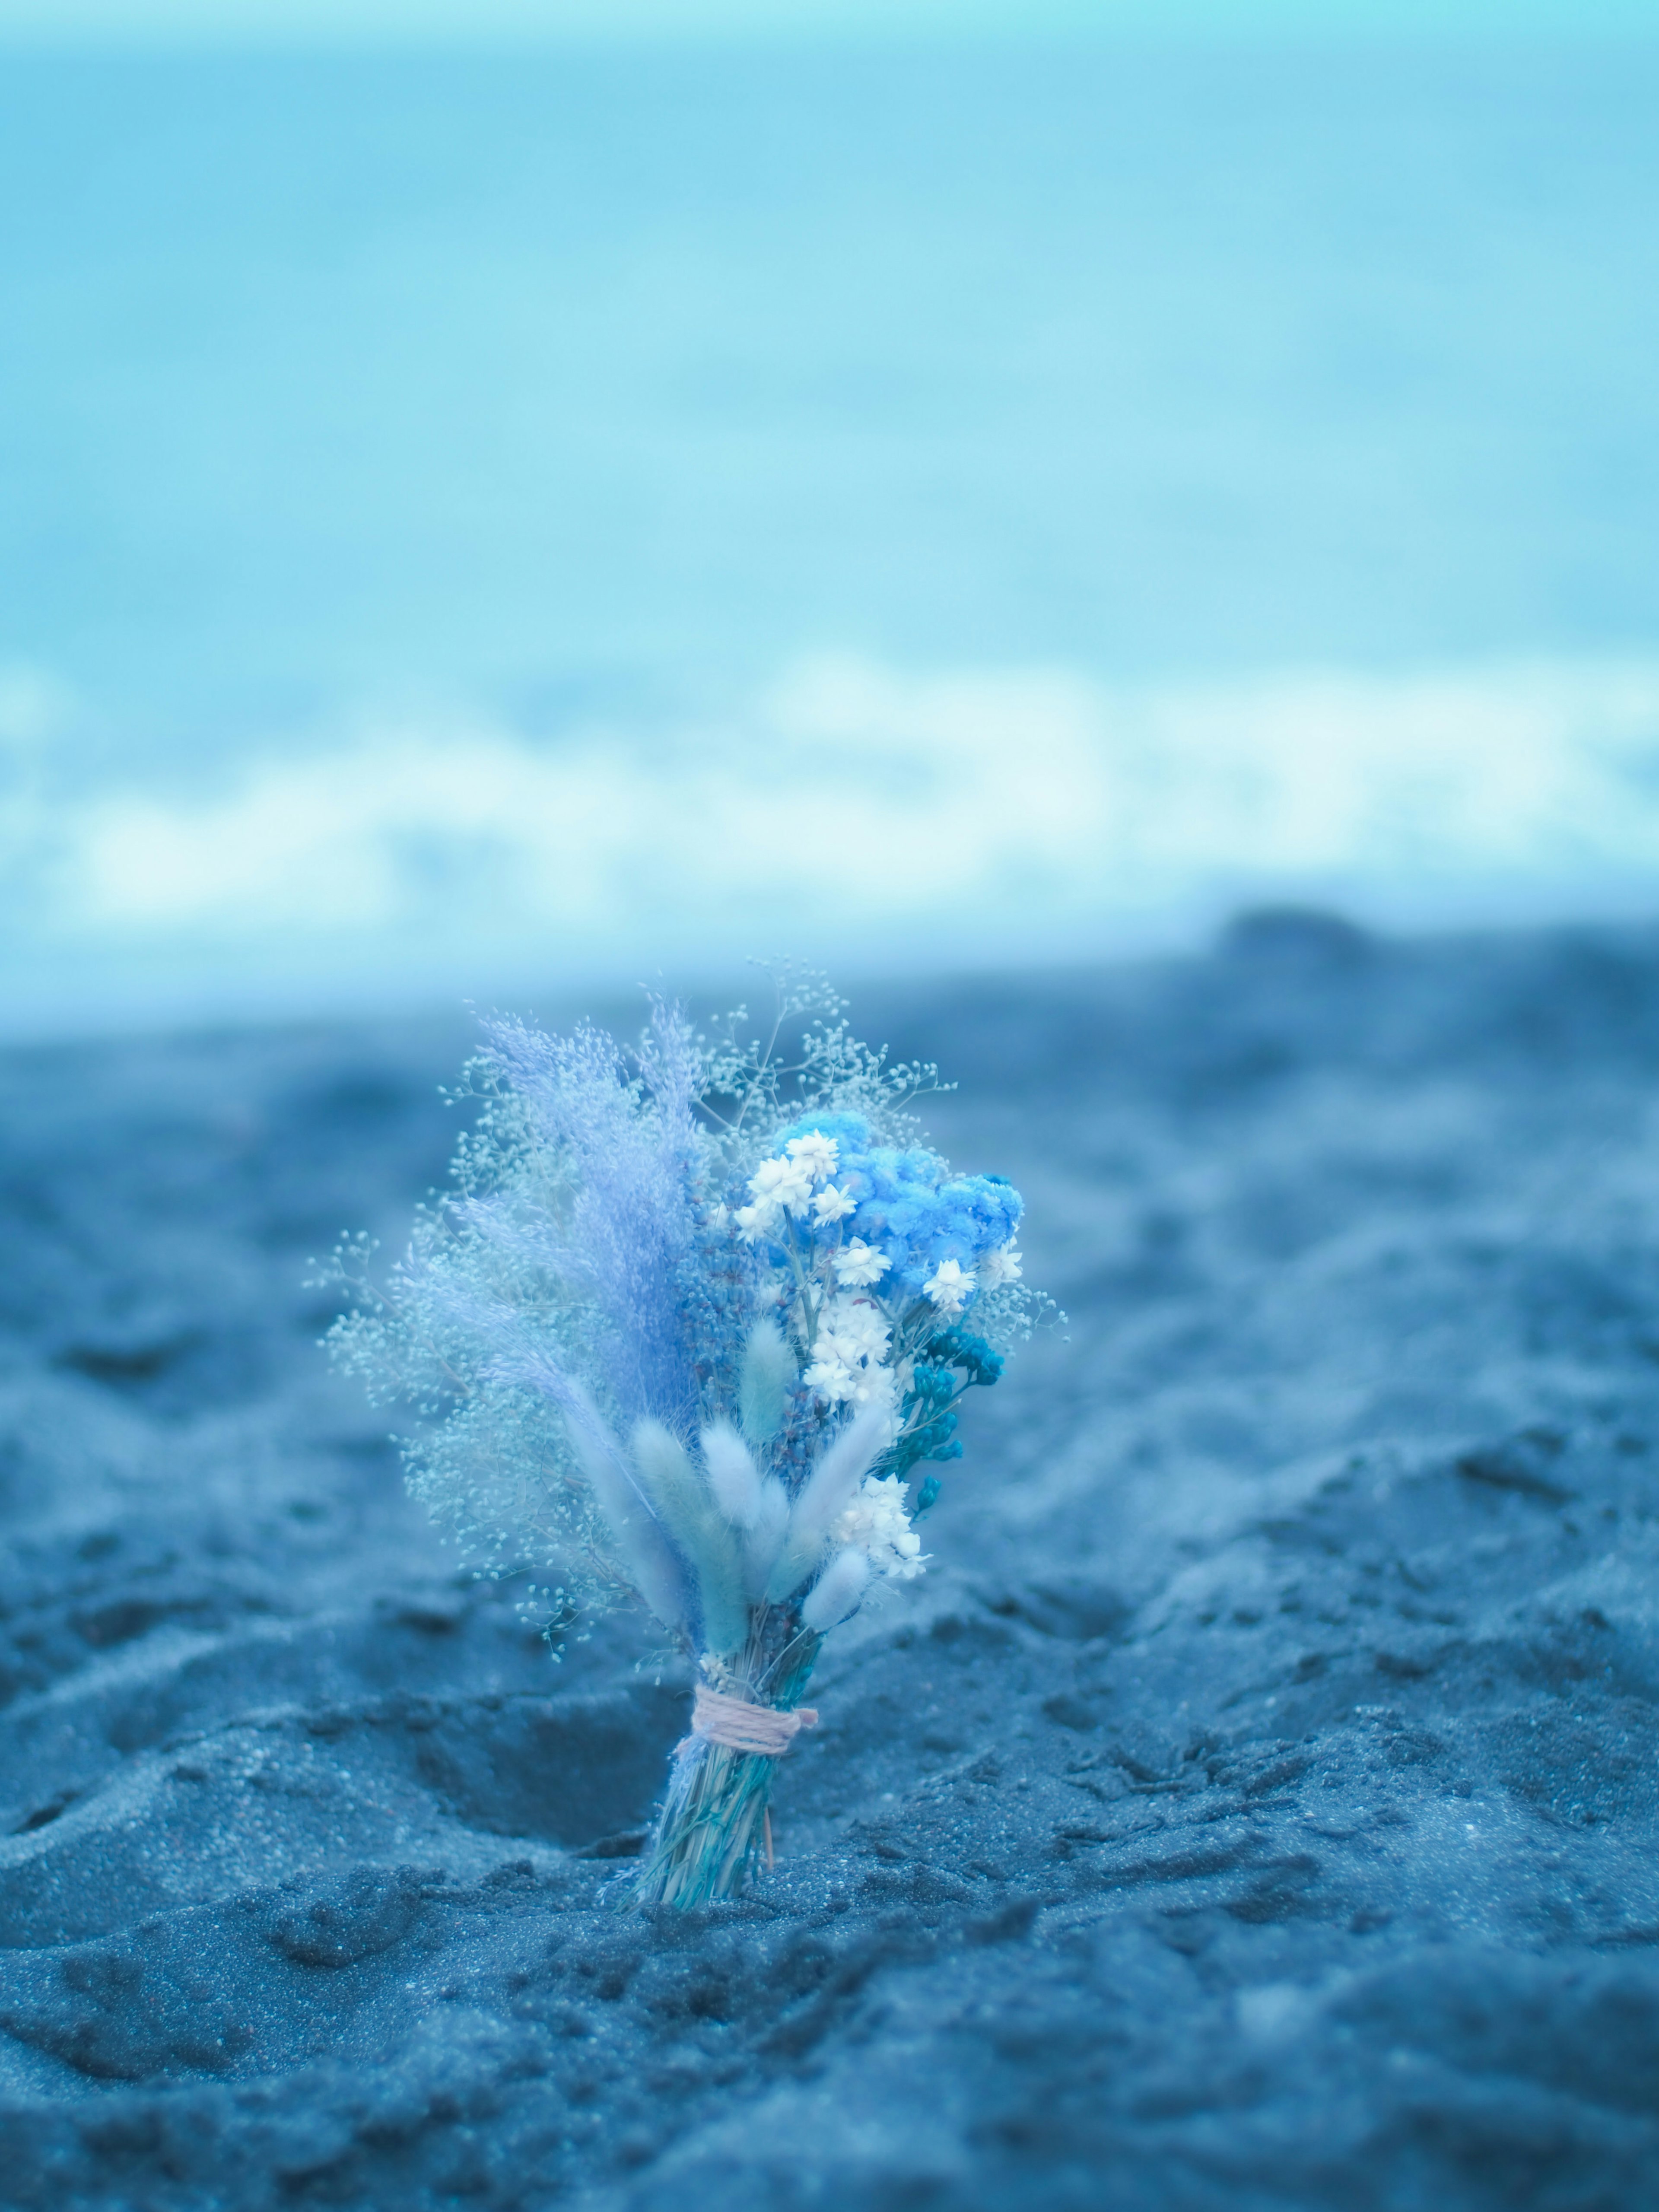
684, 1684, 820, 1757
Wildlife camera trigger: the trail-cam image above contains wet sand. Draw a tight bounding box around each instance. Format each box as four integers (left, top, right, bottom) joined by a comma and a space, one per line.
3, 912, 1659, 2209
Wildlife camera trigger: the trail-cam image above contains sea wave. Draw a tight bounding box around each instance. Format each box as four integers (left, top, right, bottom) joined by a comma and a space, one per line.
6, 652, 1659, 1035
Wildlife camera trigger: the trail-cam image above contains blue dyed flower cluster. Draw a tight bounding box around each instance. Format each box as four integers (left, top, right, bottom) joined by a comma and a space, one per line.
771, 1113, 1024, 1304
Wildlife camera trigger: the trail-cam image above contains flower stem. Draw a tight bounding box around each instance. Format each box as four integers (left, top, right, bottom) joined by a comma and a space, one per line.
631, 1640, 820, 1909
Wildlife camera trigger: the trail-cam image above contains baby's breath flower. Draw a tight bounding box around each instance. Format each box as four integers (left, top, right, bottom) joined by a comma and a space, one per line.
923, 1257, 976, 1314
833, 1237, 890, 1287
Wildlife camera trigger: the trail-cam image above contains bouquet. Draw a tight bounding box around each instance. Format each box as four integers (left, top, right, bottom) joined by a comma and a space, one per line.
323, 976, 1046, 1908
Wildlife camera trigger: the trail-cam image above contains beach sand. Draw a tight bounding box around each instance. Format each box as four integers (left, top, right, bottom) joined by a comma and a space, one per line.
3, 911, 1659, 2208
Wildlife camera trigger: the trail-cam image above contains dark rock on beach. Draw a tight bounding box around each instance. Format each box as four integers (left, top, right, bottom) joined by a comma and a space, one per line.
4, 916, 1659, 2209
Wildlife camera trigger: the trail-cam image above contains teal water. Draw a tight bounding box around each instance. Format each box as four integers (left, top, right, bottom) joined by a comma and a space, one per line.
2, 44, 1657, 1027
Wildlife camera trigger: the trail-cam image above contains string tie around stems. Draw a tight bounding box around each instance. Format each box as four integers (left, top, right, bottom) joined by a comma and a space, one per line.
683, 1683, 820, 1757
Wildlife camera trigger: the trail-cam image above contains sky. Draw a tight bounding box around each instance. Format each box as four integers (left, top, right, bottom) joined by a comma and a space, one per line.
0, 0, 1654, 42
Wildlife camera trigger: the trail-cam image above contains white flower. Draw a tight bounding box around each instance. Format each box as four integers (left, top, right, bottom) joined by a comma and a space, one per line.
832, 1473, 928, 1583
806, 1297, 893, 1410
804, 1351, 895, 1412
846, 1369, 899, 1414
820, 1294, 889, 1362
734, 1198, 781, 1242
750, 1154, 814, 1217
785, 1131, 839, 1182
813, 1183, 857, 1225
833, 1238, 890, 1287
803, 1350, 856, 1404
976, 1243, 1023, 1290
923, 1257, 976, 1314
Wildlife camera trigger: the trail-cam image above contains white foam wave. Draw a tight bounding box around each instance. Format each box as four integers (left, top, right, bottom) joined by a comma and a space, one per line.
7, 652, 1659, 1033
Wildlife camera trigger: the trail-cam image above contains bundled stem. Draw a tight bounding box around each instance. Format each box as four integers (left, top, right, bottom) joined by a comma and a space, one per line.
633, 1640, 820, 1908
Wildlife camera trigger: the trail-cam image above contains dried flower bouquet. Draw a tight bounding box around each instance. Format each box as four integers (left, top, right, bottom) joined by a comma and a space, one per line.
323, 975, 1047, 1907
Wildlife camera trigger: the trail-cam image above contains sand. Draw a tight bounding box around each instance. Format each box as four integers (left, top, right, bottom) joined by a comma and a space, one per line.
3, 911, 1659, 2209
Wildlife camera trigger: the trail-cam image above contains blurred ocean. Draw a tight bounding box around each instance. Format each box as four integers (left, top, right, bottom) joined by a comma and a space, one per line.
2, 41, 1658, 1035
